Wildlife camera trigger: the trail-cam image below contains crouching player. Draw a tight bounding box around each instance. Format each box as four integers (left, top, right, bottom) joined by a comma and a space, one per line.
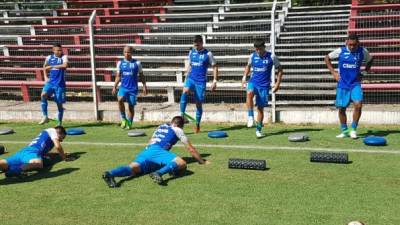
102, 116, 209, 187
0, 126, 69, 178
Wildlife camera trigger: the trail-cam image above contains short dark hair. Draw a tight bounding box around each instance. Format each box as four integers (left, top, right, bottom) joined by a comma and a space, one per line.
53, 43, 62, 48
347, 33, 359, 42
171, 116, 185, 128
254, 40, 265, 48
193, 35, 203, 43
55, 125, 66, 136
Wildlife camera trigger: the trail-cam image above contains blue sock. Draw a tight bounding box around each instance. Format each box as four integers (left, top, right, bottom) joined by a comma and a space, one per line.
41, 97, 48, 117
196, 106, 203, 125
340, 123, 348, 131
248, 109, 254, 117
109, 166, 132, 177
351, 122, 358, 130
156, 161, 179, 176
256, 122, 262, 132
128, 117, 133, 124
6, 165, 22, 177
57, 104, 64, 123
180, 92, 188, 114
120, 112, 126, 120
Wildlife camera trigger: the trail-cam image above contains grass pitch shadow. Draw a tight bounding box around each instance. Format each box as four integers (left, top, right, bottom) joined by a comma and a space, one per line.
359, 129, 400, 137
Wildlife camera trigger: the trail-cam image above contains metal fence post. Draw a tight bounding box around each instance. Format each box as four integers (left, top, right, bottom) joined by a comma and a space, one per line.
89, 10, 100, 121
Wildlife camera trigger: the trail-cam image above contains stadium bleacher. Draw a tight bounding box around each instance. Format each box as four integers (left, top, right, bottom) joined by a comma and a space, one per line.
0, 0, 398, 106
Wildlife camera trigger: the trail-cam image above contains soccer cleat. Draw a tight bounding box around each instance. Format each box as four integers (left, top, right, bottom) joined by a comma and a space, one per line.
125, 120, 133, 130
120, 119, 128, 129
102, 172, 117, 188
256, 130, 265, 138
349, 129, 358, 139
38, 116, 49, 125
149, 172, 164, 185
336, 130, 350, 138
194, 124, 200, 134
247, 117, 254, 128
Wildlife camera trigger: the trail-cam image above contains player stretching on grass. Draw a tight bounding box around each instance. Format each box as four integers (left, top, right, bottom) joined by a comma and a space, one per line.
0, 126, 69, 178
112, 46, 147, 130
102, 116, 209, 187
39, 44, 68, 126
242, 40, 283, 138
180, 35, 218, 133
325, 34, 373, 139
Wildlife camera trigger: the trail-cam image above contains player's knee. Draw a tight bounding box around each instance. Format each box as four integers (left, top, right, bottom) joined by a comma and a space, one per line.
129, 162, 141, 174
0, 159, 8, 170
339, 107, 346, 113
29, 159, 43, 169
354, 102, 362, 109
247, 92, 254, 98
174, 157, 187, 169
41, 93, 47, 98
182, 88, 190, 94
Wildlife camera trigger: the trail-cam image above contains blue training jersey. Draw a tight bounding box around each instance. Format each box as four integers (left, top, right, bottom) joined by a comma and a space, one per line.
118, 59, 141, 90
337, 46, 365, 90
46, 54, 67, 88
187, 48, 216, 83
27, 128, 58, 156
149, 124, 187, 150
248, 51, 279, 88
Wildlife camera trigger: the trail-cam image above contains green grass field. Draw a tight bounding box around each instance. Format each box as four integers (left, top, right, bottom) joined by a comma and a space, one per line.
1, 121, 399, 225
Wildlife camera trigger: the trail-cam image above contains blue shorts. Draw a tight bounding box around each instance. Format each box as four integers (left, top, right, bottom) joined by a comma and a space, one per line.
133, 145, 177, 174
42, 83, 66, 104
4, 147, 42, 173
335, 85, 363, 108
184, 78, 206, 103
247, 82, 270, 108
118, 87, 137, 106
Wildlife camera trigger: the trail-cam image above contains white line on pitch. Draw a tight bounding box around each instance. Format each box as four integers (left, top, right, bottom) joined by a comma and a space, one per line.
1, 140, 400, 155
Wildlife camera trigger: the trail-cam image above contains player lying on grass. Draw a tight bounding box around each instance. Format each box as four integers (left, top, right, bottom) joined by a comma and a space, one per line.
0, 126, 70, 178
102, 116, 209, 187
325, 33, 373, 139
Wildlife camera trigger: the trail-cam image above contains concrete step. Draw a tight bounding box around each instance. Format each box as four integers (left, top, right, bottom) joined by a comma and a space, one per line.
279, 30, 347, 36
287, 10, 350, 17
284, 19, 349, 25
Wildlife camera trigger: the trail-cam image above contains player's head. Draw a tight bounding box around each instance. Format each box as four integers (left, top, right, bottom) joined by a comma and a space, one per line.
193, 35, 203, 51
55, 125, 67, 142
52, 44, 63, 57
123, 46, 133, 60
171, 116, 185, 129
254, 40, 266, 55
346, 33, 360, 52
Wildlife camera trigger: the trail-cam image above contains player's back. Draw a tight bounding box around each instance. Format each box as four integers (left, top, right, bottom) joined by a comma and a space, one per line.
27, 128, 56, 155
149, 124, 180, 150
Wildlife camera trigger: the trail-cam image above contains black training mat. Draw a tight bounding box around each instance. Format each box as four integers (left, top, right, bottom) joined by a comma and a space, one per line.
310, 152, 349, 164
228, 158, 267, 170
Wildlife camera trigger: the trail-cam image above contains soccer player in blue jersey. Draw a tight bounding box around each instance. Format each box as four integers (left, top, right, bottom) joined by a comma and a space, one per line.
39, 44, 68, 125
242, 40, 283, 138
180, 35, 218, 133
0, 126, 68, 178
112, 46, 147, 129
325, 34, 373, 139
102, 116, 209, 187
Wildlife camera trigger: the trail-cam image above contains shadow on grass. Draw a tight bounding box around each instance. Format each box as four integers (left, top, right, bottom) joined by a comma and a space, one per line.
115, 153, 211, 187
0, 152, 85, 185
0, 168, 80, 185
359, 129, 400, 137
64, 122, 115, 129
267, 128, 324, 137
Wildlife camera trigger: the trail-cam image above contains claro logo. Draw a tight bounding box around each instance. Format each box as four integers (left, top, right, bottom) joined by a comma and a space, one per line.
342, 63, 358, 69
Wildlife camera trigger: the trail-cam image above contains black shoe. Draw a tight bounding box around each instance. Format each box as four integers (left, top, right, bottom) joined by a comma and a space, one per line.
149, 172, 164, 185
102, 172, 117, 188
